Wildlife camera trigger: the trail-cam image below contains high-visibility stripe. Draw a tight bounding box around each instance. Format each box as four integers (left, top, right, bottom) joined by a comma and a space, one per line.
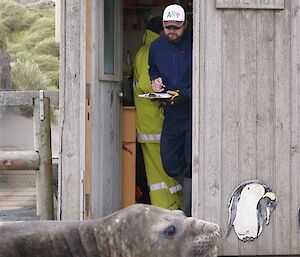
137, 133, 161, 141
149, 182, 182, 194
169, 184, 182, 194
149, 182, 168, 192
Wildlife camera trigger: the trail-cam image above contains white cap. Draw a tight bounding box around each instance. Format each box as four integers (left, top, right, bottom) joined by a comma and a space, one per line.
163, 4, 185, 22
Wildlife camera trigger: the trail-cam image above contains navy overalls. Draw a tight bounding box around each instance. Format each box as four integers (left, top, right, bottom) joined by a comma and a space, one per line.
149, 30, 192, 179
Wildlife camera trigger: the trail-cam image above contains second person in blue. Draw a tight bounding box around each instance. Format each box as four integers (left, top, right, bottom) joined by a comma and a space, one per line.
148, 4, 192, 216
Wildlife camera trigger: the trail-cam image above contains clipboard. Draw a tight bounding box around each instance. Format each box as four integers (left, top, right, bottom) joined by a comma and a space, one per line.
139, 93, 172, 99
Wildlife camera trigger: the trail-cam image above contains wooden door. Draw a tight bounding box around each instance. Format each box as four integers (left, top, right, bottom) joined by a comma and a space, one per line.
89, 0, 123, 218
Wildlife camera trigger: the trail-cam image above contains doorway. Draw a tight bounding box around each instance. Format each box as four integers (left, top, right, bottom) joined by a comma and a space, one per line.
121, 0, 193, 208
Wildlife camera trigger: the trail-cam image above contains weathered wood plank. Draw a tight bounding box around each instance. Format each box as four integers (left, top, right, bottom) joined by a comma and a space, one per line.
238, 9, 257, 255
216, 0, 285, 9
290, 0, 300, 254
193, 0, 223, 237
0, 151, 39, 170
0, 91, 59, 106
256, 10, 276, 255
200, 0, 223, 231
274, 0, 292, 254
191, 0, 202, 219
59, 0, 82, 220
221, 10, 240, 256
33, 97, 54, 220
0, 171, 42, 215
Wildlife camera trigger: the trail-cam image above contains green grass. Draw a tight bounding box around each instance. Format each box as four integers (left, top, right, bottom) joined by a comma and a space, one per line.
33, 37, 59, 56
0, 0, 58, 90
11, 59, 50, 91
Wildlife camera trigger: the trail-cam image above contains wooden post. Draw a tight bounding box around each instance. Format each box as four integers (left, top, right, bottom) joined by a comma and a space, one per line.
33, 96, 54, 220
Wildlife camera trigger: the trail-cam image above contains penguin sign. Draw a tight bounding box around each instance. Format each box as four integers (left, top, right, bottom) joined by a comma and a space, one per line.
225, 180, 277, 242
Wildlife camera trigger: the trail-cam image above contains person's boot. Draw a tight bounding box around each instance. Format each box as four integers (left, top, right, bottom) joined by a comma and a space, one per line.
182, 177, 192, 217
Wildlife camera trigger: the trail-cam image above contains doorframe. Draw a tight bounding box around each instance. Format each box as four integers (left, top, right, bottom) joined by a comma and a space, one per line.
79, 0, 87, 221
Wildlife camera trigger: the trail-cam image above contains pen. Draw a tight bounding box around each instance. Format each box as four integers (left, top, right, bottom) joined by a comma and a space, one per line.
155, 84, 166, 92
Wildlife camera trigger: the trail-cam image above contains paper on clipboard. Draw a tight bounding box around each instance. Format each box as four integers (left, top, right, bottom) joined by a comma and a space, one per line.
139, 92, 172, 99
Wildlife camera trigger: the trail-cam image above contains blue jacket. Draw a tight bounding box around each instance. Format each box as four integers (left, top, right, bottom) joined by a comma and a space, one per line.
148, 30, 192, 119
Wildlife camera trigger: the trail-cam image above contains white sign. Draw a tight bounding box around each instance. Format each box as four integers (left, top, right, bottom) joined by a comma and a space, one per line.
216, 0, 284, 9
225, 180, 277, 242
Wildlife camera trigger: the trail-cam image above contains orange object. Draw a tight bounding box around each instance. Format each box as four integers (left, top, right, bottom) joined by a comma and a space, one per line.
121, 107, 136, 208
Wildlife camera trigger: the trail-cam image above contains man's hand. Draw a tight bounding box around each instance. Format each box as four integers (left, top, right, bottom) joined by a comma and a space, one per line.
151, 98, 170, 108
151, 77, 164, 92
167, 90, 186, 105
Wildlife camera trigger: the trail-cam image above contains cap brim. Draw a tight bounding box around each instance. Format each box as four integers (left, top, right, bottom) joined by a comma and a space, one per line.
163, 21, 184, 26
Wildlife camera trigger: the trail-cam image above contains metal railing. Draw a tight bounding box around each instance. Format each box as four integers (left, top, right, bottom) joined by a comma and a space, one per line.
0, 90, 59, 220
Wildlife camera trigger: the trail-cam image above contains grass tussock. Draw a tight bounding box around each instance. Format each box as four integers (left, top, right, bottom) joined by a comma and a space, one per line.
11, 59, 50, 91
33, 37, 59, 56
0, 0, 58, 90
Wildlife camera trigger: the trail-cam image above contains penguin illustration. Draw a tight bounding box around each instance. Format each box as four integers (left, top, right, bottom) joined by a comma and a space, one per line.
225, 180, 277, 241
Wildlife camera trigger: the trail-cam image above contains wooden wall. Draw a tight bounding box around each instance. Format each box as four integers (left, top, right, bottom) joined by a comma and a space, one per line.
193, 0, 300, 256
59, 0, 122, 220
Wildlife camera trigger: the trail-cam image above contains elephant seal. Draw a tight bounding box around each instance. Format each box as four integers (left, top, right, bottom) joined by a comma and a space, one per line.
0, 204, 220, 257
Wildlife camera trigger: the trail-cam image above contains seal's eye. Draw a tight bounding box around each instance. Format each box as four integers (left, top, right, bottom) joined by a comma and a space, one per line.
164, 225, 177, 236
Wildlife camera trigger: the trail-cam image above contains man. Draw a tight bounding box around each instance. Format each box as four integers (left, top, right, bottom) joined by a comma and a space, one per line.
148, 4, 192, 216
132, 12, 183, 210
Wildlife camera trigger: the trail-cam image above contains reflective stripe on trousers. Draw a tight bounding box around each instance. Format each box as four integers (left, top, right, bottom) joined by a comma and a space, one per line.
149, 182, 182, 194
137, 133, 161, 141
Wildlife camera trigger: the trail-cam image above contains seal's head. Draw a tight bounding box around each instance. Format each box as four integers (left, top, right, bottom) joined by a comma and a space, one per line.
98, 204, 220, 257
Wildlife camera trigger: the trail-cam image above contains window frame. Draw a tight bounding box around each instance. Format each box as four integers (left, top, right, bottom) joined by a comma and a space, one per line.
98, 0, 122, 82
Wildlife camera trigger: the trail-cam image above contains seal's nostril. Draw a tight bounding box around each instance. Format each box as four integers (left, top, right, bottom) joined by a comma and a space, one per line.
215, 228, 222, 237
204, 223, 220, 234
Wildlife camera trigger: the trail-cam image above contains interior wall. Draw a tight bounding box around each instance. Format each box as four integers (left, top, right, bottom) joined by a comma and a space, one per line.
123, 13, 145, 75
122, 0, 191, 78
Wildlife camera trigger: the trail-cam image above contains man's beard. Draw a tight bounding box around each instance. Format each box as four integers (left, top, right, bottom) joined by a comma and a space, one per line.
166, 33, 181, 43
